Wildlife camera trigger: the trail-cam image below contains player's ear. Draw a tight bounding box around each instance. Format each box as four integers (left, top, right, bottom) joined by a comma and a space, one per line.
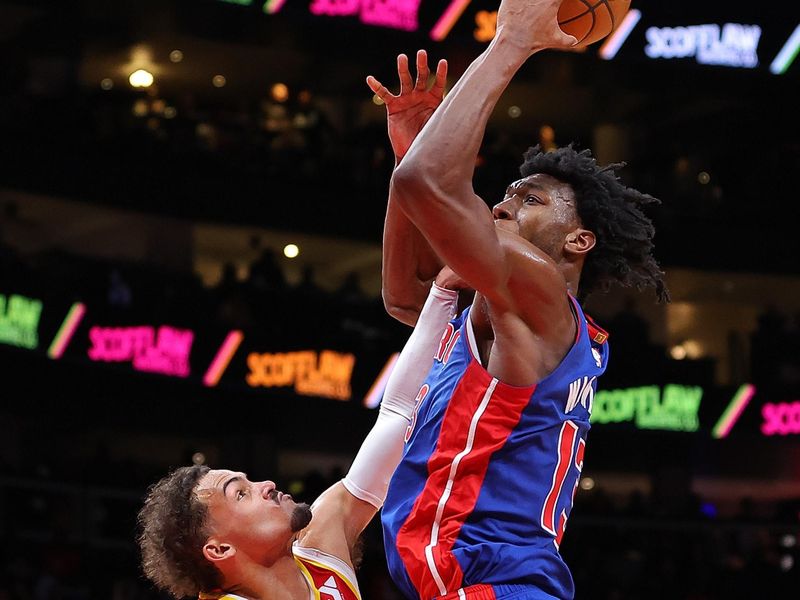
565, 228, 595, 258
203, 538, 236, 564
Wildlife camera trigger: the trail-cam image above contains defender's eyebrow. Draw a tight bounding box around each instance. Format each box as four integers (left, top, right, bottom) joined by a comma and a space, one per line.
222, 476, 244, 498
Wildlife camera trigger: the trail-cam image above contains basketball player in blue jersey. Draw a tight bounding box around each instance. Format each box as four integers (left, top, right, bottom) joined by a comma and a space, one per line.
136, 272, 465, 600
367, 0, 668, 598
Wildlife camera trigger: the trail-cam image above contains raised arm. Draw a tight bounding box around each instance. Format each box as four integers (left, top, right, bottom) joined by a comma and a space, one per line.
300, 273, 461, 559
368, 51, 448, 326
391, 0, 576, 312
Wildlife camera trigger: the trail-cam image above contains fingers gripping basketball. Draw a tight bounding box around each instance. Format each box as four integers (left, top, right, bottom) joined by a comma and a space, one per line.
557, 0, 631, 48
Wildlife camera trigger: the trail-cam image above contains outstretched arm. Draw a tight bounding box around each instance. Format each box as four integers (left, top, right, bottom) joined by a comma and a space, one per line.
368, 51, 448, 326
391, 0, 576, 313
300, 272, 462, 558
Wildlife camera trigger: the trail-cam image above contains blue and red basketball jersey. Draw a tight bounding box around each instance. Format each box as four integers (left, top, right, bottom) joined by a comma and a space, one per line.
382, 297, 608, 600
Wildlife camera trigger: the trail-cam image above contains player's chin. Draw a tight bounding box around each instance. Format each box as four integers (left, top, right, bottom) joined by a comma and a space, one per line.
290, 503, 313, 532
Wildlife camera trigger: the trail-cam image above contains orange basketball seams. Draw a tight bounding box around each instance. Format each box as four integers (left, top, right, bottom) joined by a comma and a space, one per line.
557, 0, 631, 47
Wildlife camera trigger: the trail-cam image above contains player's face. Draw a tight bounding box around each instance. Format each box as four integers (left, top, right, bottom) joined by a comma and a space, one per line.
492, 173, 582, 259
197, 469, 312, 563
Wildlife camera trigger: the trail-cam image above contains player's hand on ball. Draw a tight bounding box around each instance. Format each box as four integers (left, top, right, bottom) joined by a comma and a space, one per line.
496, 0, 577, 53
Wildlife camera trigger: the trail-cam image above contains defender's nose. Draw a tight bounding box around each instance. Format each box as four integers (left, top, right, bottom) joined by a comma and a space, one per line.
258, 480, 276, 498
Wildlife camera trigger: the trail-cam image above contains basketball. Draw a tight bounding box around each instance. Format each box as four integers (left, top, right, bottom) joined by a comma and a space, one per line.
558, 0, 631, 47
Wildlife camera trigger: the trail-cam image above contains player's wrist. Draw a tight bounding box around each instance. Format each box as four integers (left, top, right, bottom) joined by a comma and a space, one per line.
493, 25, 550, 56
431, 282, 460, 298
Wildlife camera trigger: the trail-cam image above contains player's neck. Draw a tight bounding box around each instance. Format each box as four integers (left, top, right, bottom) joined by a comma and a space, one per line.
558, 262, 582, 300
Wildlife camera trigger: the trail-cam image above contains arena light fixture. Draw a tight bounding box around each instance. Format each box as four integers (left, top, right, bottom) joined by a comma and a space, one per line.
129, 69, 154, 88
669, 344, 687, 360
271, 83, 289, 103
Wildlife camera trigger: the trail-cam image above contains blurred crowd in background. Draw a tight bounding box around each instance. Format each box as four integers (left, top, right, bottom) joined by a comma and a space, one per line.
2, 218, 800, 599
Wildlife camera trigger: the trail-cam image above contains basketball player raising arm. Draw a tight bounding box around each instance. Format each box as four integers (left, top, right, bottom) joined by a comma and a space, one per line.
137, 271, 464, 600
386, 0, 583, 387
368, 50, 449, 327
369, 0, 667, 598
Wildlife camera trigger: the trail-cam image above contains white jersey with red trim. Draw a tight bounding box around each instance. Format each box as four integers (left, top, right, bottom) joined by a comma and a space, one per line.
293, 544, 362, 600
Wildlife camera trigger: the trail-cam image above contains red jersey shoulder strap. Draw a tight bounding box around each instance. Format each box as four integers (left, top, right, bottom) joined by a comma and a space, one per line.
585, 312, 610, 345
293, 546, 362, 600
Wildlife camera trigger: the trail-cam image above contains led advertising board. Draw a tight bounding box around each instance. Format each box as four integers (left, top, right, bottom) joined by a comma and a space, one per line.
207, 0, 798, 74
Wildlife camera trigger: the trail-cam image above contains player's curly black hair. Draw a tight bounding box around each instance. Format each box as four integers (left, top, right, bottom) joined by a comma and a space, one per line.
520, 144, 669, 303
138, 465, 223, 598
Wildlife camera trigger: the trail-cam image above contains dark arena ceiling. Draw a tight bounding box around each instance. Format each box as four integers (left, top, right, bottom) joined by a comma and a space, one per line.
0, 0, 797, 273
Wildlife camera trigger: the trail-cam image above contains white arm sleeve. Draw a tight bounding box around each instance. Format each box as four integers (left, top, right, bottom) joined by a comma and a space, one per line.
342, 283, 458, 508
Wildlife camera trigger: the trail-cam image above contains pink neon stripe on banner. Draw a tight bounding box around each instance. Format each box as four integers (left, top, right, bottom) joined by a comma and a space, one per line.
430, 0, 472, 41
264, 0, 287, 14
712, 384, 756, 439
599, 9, 642, 60
363, 353, 399, 408
47, 303, 86, 359
203, 330, 244, 387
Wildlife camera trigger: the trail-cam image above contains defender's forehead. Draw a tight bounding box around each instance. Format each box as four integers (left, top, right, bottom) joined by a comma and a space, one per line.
196, 469, 246, 497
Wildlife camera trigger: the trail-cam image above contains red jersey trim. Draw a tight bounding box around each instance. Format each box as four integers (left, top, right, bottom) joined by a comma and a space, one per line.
293, 547, 361, 600
395, 360, 534, 598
